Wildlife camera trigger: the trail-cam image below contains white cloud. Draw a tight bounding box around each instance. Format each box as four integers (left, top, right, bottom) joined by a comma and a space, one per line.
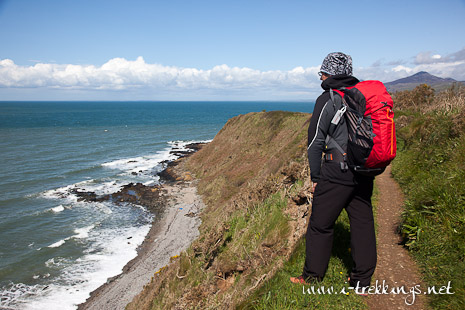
0, 57, 321, 94
2, 48, 465, 100
414, 48, 465, 65
415, 51, 443, 65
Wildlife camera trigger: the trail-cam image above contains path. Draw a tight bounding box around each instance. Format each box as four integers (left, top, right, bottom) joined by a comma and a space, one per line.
367, 166, 428, 310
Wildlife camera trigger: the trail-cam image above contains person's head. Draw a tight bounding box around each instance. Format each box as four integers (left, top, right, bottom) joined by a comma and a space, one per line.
318, 52, 353, 80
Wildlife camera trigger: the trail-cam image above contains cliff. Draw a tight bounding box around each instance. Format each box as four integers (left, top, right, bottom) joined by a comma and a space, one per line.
126, 85, 465, 309
127, 110, 313, 309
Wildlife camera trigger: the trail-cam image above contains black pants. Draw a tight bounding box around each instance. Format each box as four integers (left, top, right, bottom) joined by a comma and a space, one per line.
302, 178, 376, 287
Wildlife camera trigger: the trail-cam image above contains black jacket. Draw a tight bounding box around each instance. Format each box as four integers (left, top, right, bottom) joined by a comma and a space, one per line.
307, 74, 360, 185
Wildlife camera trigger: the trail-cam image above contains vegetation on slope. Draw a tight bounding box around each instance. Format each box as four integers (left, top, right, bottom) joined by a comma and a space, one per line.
128, 110, 371, 309
391, 84, 465, 310
238, 208, 368, 310
127, 111, 313, 309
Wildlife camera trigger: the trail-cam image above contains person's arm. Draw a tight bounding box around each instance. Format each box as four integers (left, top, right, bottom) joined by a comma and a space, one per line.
307, 93, 332, 183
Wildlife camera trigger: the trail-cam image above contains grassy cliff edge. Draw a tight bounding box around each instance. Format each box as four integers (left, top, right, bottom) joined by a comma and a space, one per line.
127, 111, 313, 309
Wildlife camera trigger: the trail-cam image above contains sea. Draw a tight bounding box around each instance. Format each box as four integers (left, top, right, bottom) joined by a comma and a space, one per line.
0, 101, 313, 310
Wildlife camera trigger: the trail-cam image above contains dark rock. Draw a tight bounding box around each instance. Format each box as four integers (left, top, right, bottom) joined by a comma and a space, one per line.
170, 150, 192, 157
71, 183, 168, 214
292, 194, 308, 205
157, 142, 207, 184
185, 142, 205, 151
157, 168, 178, 183
71, 189, 104, 203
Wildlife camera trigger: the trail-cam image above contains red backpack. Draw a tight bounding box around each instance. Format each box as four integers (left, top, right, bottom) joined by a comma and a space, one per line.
332, 80, 396, 176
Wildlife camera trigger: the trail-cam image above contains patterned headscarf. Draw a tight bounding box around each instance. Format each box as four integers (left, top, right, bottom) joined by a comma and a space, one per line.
320, 52, 353, 76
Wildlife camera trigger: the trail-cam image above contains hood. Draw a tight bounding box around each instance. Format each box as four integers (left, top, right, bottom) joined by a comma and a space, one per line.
321, 74, 359, 91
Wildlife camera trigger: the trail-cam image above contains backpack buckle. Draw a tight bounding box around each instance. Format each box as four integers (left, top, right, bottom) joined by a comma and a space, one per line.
341, 153, 348, 171
340, 161, 349, 172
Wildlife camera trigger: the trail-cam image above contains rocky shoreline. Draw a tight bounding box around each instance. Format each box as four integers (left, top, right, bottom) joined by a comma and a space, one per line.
71, 142, 206, 214
77, 142, 207, 310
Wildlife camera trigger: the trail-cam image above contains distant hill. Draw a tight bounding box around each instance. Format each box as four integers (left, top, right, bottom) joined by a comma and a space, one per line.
385, 71, 464, 92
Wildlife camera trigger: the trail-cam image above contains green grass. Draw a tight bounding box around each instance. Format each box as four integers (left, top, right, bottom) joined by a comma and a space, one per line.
215, 191, 290, 271
238, 208, 368, 310
391, 104, 465, 309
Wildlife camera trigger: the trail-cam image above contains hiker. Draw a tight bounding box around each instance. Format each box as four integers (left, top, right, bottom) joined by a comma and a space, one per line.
290, 52, 377, 289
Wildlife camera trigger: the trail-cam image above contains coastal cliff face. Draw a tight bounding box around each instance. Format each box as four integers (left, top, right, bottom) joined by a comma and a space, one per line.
127, 110, 313, 309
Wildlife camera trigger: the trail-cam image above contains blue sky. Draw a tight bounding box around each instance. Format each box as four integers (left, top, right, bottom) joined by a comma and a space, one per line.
1, 0, 465, 100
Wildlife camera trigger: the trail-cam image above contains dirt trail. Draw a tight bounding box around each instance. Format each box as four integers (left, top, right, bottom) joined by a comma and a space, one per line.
367, 166, 428, 310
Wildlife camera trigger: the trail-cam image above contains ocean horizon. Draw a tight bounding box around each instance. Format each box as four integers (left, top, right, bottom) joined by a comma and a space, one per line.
0, 101, 314, 309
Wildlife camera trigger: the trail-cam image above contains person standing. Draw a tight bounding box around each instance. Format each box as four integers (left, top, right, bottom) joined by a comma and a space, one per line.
290, 52, 376, 289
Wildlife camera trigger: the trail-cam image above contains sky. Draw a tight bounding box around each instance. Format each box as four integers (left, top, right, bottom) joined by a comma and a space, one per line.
1, 0, 465, 101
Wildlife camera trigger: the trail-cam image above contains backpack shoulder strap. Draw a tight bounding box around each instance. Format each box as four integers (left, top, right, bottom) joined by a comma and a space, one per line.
328, 89, 346, 137
326, 89, 349, 171
332, 88, 345, 98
